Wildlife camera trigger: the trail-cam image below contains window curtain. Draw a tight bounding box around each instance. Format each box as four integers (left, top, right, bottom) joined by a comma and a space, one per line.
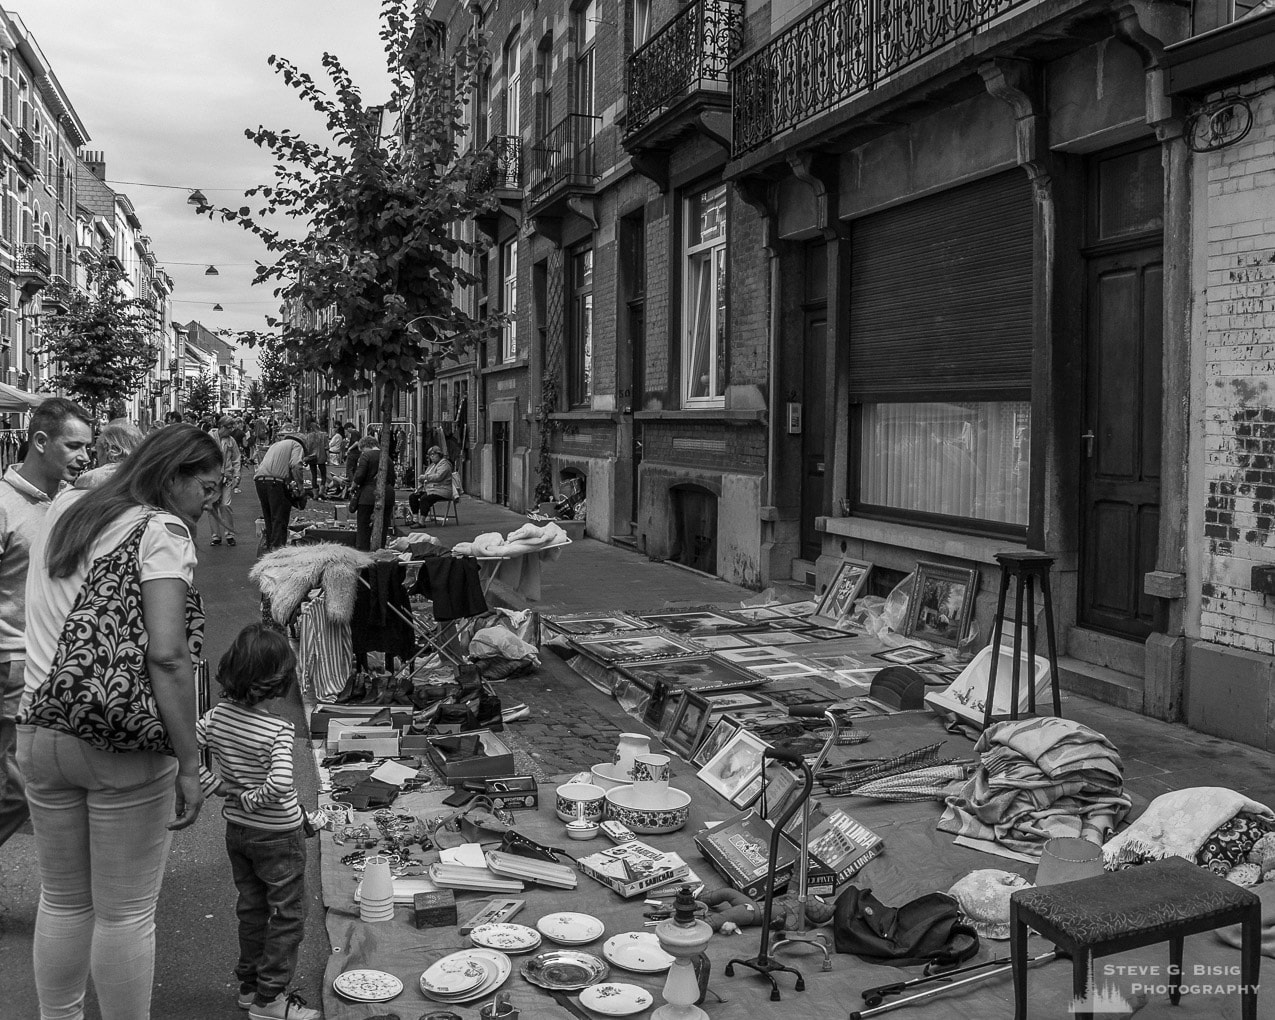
687, 254, 712, 399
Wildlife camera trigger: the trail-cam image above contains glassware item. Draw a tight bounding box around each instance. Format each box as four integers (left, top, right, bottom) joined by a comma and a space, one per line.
1034, 837, 1104, 886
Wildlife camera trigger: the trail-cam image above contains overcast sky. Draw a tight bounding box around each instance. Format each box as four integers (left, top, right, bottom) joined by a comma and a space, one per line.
16, 1, 394, 374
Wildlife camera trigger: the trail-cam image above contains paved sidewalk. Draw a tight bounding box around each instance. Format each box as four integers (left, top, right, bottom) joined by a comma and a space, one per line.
430, 496, 1275, 808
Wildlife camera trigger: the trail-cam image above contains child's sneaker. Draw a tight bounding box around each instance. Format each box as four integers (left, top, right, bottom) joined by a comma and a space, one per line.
237, 986, 255, 1010
248, 992, 320, 1020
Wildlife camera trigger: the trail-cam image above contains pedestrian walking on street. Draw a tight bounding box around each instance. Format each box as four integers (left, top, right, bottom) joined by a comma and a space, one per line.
349, 434, 396, 551
15, 423, 220, 1020
305, 420, 327, 493
210, 416, 242, 547
0, 398, 92, 849
342, 429, 361, 496
254, 433, 308, 554
197, 624, 320, 1020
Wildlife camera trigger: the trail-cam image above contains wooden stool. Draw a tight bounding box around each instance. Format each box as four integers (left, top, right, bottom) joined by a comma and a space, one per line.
1010, 856, 1261, 1020
983, 551, 1063, 729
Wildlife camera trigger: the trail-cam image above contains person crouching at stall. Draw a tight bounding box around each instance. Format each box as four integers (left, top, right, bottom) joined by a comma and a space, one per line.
197, 624, 319, 1020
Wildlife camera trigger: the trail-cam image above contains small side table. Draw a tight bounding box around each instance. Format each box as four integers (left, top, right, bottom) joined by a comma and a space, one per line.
1009, 855, 1261, 1020
983, 550, 1063, 729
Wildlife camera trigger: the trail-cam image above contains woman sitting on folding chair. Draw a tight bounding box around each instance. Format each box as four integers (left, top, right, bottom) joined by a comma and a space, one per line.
410, 445, 454, 525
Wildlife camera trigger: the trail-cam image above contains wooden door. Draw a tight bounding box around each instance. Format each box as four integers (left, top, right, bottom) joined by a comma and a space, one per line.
1079, 247, 1163, 638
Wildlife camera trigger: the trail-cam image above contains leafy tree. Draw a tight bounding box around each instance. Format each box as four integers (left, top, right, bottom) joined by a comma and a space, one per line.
245, 377, 267, 414
201, 0, 502, 547
256, 341, 294, 405
185, 372, 218, 420
41, 242, 159, 418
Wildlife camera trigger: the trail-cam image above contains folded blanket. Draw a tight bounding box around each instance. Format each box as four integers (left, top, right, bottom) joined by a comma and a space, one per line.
453, 522, 569, 559
938, 718, 1130, 857
1102, 787, 1275, 868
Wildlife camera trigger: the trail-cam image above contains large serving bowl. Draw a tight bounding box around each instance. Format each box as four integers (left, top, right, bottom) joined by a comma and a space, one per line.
604, 784, 692, 835
590, 762, 629, 791
555, 783, 607, 823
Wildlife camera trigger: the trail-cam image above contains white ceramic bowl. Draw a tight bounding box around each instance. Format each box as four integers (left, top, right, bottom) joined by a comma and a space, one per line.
565, 821, 599, 841
590, 763, 629, 791
604, 785, 692, 835
555, 782, 607, 823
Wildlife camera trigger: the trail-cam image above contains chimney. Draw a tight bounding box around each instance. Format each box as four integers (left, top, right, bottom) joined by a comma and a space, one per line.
83, 150, 107, 181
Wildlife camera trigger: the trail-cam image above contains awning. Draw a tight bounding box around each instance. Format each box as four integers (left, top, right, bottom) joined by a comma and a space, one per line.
0, 380, 48, 412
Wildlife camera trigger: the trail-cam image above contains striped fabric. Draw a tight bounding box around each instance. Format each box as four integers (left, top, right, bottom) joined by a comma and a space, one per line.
299, 590, 352, 702
197, 701, 304, 831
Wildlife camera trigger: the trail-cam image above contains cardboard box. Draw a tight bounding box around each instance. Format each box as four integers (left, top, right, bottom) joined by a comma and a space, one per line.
577, 841, 691, 898
803, 810, 884, 886
694, 810, 797, 900
312, 707, 413, 741
424, 730, 515, 783
336, 728, 400, 758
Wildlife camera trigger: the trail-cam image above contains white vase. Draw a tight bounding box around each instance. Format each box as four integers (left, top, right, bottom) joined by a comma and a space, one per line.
614, 733, 651, 781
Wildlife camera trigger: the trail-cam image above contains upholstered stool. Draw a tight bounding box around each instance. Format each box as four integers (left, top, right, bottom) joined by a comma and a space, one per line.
983, 551, 1063, 729
1009, 855, 1260, 1020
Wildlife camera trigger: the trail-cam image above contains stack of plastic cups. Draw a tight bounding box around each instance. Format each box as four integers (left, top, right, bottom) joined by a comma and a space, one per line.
359, 855, 395, 922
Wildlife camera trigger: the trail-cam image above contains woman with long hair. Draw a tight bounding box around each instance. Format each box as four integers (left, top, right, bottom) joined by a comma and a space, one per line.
16, 423, 222, 1020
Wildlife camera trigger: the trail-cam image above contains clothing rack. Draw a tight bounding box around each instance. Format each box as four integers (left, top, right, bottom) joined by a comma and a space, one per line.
0, 429, 23, 473
366, 420, 419, 489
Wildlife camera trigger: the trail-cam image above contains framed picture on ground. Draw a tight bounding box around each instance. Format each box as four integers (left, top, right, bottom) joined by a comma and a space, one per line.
767, 600, 819, 618
550, 612, 652, 635
702, 689, 771, 713
638, 610, 751, 634
714, 646, 801, 665
804, 625, 857, 641
815, 559, 873, 624
663, 692, 711, 758
732, 606, 784, 621
572, 630, 700, 664
692, 717, 739, 768
762, 685, 839, 710
689, 633, 753, 651
698, 729, 771, 804
873, 644, 942, 666
753, 630, 813, 646
904, 562, 979, 649
748, 661, 821, 680
730, 773, 764, 810
620, 656, 766, 694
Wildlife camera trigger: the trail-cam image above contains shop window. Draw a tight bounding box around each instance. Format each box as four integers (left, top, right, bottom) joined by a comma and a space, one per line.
681, 183, 727, 406
568, 247, 593, 406
500, 240, 518, 362
857, 401, 1031, 529
670, 484, 717, 574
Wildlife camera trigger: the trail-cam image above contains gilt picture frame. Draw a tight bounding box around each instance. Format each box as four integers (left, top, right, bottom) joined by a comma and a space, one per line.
904, 562, 978, 649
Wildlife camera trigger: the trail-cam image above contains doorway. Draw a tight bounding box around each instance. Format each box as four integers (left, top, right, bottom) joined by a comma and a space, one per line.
493, 420, 510, 507
670, 485, 717, 575
801, 314, 827, 562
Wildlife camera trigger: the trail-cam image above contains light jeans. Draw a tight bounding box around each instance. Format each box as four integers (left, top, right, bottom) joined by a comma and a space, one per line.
209, 480, 237, 541
16, 724, 177, 1020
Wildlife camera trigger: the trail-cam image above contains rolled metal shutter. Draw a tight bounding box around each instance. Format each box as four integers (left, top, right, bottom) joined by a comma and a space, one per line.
847, 170, 1034, 399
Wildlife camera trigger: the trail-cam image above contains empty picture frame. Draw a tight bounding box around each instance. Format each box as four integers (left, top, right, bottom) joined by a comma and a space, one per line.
815, 558, 873, 624
904, 562, 979, 649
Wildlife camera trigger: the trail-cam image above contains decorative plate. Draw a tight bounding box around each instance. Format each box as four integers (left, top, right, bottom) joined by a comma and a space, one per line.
601, 932, 675, 974
537, 911, 606, 945
333, 969, 404, 1002
520, 949, 610, 991
420, 949, 512, 1004
420, 953, 488, 995
470, 922, 542, 953
580, 982, 655, 1016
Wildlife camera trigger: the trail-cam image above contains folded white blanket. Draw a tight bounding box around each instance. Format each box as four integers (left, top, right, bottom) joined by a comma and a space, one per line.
1103, 787, 1275, 867
453, 522, 569, 559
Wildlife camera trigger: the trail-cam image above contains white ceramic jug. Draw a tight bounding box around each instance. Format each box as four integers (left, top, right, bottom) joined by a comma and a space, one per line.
614, 732, 651, 780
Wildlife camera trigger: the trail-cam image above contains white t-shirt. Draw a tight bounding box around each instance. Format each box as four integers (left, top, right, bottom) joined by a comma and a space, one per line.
24, 492, 197, 699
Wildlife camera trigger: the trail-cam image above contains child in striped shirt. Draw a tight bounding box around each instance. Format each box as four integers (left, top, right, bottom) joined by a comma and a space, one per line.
198, 624, 320, 1020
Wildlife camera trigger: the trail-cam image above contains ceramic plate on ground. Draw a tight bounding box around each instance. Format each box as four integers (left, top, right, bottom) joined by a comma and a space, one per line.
602, 932, 675, 973
580, 982, 656, 1016
333, 969, 404, 1002
420, 953, 488, 996
420, 949, 511, 1004
520, 949, 609, 991
537, 911, 606, 945
470, 922, 542, 953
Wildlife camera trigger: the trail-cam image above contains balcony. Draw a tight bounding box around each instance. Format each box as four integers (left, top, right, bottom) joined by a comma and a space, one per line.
15, 128, 36, 176
731, 0, 1041, 158
473, 135, 523, 193
44, 274, 71, 311
527, 115, 601, 243
14, 243, 50, 295
624, 0, 744, 167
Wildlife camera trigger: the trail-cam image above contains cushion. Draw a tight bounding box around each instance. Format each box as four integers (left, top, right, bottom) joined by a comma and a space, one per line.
1012, 856, 1258, 944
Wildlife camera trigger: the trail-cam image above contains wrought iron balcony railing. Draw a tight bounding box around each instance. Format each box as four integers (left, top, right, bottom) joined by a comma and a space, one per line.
732, 0, 1037, 156
626, 0, 744, 135
14, 243, 50, 278
471, 135, 522, 193
529, 114, 601, 202
16, 128, 35, 173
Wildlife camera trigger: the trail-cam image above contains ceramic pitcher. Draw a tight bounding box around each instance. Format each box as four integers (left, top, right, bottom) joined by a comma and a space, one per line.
614, 732, 651, 780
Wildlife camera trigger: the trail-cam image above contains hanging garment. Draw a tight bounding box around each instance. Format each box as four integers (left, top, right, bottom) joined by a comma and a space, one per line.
298, 590, 353, 702
351, 560, 417, 659
410, 554, 487, 621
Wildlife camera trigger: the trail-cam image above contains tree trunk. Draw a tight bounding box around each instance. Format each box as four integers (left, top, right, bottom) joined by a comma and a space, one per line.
371, 378, 395, 550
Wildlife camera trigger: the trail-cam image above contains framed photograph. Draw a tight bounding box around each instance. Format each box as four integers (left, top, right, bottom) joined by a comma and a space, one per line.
663, 692, 711, 758
753, 630, 813, 646
762, 685, 839, 710
701, 689, 771, 713
572, 630, 700, 664
804, 625, 856, 641
689, 633, 752, 651
747, 661, 821, 680
807, 652, 872, 670
873, 644, 943, 666
550, 612, 651, 636
832, 667, 880, 689
732, 606, 783, 621
620, 656, 766, 694
904, 562, 979, 649
767, 600, 819, 618
638, 610, 751, 634
762, 617, 815, 632
730, 773, 764, 809
692, 716, 739, 768
814, 559, 873, 623
643, 681, 677, 729
714, 646, 800, 665
698, 729, 771, 804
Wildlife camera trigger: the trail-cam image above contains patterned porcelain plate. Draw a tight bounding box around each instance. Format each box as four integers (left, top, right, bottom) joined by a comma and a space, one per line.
520, 949, 610, 991
601, 932, 675, 973
470, 922, 542, 953
333, 969, 404, 1002
580, 982, 655, 1017
421, 952, 488, 995
537, 911, 606, 945
420, 949, 512, 1004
